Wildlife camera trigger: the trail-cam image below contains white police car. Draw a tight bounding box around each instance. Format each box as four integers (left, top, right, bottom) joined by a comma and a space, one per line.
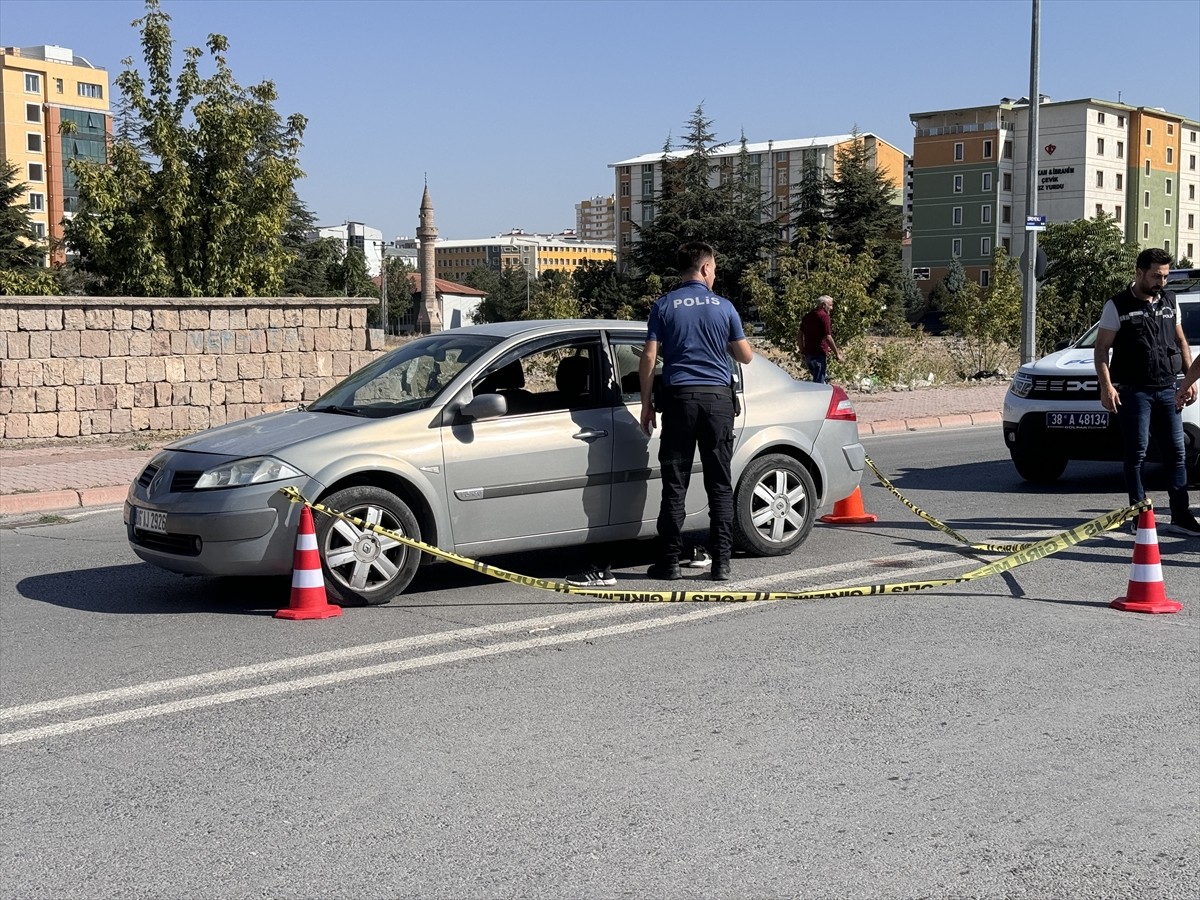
1003, 269, 1200, 483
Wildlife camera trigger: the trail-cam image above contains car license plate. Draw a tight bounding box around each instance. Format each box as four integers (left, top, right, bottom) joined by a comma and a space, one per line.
1046, 411, 1109, 429
135, 506, 168, 534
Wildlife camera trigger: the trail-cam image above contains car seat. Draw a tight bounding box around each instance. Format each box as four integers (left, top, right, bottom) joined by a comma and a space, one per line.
554, 355, 591, 407
475, 359, 534, 414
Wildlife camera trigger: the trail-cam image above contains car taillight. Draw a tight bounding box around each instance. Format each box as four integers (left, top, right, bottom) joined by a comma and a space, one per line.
825, 384, 857, 421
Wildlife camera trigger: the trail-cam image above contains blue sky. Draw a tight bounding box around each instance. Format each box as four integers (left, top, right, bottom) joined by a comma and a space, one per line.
3, 0, 1198, 242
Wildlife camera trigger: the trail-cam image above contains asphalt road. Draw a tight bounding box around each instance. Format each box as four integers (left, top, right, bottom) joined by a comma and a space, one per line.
1, 426, 1197, 900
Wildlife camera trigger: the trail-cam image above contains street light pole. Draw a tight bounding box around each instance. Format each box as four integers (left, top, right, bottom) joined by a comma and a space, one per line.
379, 241, 388, 335
1020, 0, 1041, 365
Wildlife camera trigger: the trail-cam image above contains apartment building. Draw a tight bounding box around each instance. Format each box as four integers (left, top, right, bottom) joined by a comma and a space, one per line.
910, 97, 1200, 291
432, 231, 616, 282
0, 44, 110, 265
306, 221, 385, 276
575, 194, 615, 242
609, 132, 908, 269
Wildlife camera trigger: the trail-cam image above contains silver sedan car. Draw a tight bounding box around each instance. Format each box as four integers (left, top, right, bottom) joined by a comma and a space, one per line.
125, 320, 865, 604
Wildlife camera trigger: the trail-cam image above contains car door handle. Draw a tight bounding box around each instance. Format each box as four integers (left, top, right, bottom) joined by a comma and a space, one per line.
572, 429, 608, 441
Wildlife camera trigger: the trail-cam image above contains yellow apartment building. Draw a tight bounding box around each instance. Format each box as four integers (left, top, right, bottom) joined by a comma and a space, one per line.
1, 44, 110, 265
433, 232, 616, 282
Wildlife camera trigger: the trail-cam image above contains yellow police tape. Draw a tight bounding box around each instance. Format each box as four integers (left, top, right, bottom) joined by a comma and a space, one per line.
278, 482, 1148, 603
864, 454, 1042, 554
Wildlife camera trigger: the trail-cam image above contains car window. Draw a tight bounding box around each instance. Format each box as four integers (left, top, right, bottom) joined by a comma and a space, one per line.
309, 333, 499, 417
472, 338, 605, 416
610, 337, 660, 402
1182, 301, 1200, 345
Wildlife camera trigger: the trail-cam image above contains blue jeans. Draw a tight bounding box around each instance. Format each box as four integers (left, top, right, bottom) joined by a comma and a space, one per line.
1115, 384, 1190, 520
804, 354, 828, 384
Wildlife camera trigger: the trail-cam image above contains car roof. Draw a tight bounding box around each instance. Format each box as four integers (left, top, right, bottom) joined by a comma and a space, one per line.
1169, 268, 1200, 295
442, 319, 648, 339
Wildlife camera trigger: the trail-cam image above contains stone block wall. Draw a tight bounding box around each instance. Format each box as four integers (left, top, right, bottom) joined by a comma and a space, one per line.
0, 296, 386, 440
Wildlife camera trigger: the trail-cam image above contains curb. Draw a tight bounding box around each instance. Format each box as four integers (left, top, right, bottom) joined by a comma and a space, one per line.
858, 411, 1001, 436
0, 485, 127, 516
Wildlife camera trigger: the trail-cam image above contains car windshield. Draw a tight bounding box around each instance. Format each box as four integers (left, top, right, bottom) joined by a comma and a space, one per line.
308, 333, 500, 417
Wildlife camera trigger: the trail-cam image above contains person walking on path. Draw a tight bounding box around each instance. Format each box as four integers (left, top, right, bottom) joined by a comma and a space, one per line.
1095, 247, 1200, 536
636, 242, 753, 582
798, 295, 841, 384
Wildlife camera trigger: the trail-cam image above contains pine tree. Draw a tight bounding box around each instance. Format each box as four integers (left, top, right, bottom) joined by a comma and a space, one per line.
0, 159, 46, 270
825, 128, 902, 257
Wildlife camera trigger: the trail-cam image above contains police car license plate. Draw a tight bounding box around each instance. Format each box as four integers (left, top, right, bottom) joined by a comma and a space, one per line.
1046, 411, 1109, 429
135, 506, 167, 534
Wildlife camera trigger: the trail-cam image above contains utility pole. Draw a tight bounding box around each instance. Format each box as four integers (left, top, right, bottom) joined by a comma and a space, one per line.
1020, 0, 1041, 365
379, 241, 388, 335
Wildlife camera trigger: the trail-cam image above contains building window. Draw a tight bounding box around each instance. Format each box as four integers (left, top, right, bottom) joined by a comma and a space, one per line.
980, 269, 991, 288
32, 222, 46, 239
1146, 129, 1153, 146
1166, 147, 1174, 164
1165, 209, 1171, 226
620, 209, 630, 221
1144, 191, 1150, 207
1098, 111, 1106, 124
620, 166, 629, 175
953, 174, 963, 193
1116, 173, 1123, 189
26, 133, 42, 153
1165, 239, 1171, 254
982, 172, 993, 191
1168, 123, 1174, 136
1002, 172, 1013, 191
1002, 205, 1012, 224
1115, 205, 1122, 222
27, 163, 43, 182
1003, 141, 1013, 159
954, 142, 964, 161
25, 73, 42, 92
952, 207, 963, 225
1191, 184, 1197, 201
1188, 214, 1195, 230
1002, 237, 1011, 252
1143, 223, 1150, 239
55, 78, 63, 94
1190, 154, 1197, 170
620, 182, 630, 196
981, 237, 992, 256
77, 82, 104, 99
1096, 204, 1104, 218
1097, 137, 1105, 156
1166, 178, 1173, 195
1116, 141, 1124, 159
952, 238, 962, 257
28, 193, 44, 211
981, 204, 992, 224
1118, 116, 1125, 127
1188, 243, 1195, 259
1096, 170, 1104, 188
983, 139, 993, 159
25, 103, 41, 123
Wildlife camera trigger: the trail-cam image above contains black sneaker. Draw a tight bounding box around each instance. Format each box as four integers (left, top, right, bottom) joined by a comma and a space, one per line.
646, 561, 682, 581
681, 546, 712, 570
565, 565, 616, 587
710, 562, 732, 582
1166, 516, 1200, 537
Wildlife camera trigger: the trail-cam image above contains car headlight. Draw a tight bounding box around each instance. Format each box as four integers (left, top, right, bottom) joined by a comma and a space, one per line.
1009, 371, 1034, 399
193, 456, 305, 490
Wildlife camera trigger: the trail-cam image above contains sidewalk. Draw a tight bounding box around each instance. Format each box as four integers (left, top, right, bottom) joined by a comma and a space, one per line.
0, 382, 1007, 517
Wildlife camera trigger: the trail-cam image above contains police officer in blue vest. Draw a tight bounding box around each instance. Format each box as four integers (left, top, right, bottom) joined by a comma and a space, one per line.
1095, 247, 1200, 536
639, 242, 754, 580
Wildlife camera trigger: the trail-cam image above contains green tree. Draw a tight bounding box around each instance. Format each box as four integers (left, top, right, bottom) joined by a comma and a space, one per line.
383, 256, 415, 324
825, 129, 902, 258
466, 264, 530, 323
632, 105, 775, 307
742, 228, 884, 376
337, 247, 376, 298
526, 269, 582, 320
942, 246, 1022, 376
789, 156, 829, 239
63, 0, 307, 296
0, 158, 48, 271
571, 259, 641, 319
1036, 213, 1137, 352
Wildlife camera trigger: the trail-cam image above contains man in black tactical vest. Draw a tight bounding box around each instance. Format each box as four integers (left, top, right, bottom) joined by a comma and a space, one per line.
1094, 247, 1200, 536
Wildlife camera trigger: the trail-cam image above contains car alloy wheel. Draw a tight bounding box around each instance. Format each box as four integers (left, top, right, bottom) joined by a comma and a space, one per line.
732, 453, 816, 557
315, 485, 422, 605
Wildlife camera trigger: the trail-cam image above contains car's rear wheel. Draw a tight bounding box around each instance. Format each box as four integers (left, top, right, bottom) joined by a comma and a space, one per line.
1011, 451, 1068, 484
733, 454, 816, 557
315, 485, 421, 606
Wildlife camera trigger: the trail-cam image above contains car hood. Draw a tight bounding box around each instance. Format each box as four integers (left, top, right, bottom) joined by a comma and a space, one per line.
167, 409, 371, 457
1019, 345, 1097, 376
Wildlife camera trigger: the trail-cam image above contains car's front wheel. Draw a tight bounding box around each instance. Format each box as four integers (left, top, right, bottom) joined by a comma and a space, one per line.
314, 485, 422, 606
1010, 451, 1068, 484
732, 454, 816, 557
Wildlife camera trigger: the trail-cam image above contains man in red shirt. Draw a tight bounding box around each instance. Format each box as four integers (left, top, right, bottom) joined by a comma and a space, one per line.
797, 295, 841, 384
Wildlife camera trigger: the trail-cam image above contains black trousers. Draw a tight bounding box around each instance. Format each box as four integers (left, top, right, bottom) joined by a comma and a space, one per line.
657, 389, 735, 564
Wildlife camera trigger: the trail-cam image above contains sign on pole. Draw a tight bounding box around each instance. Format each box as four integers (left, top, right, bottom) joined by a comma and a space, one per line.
1025, 215, 1047, 232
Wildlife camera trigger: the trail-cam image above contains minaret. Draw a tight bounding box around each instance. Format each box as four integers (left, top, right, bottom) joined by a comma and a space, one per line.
416, 182, 443, 333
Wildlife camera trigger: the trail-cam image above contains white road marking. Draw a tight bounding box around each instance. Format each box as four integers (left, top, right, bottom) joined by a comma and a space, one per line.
0, 548, 1021, 746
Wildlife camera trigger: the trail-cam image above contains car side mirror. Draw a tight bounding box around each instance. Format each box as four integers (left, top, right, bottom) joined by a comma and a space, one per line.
459, 392, 507, 421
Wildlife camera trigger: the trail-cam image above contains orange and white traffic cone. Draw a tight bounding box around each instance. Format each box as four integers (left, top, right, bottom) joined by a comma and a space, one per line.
820, 486, 878, 525
275, 505, 342, 620
1110, 508, 1182, 615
